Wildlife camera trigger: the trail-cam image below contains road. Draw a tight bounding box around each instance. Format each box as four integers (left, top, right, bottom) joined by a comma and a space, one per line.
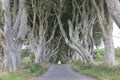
36, 64, 96, 80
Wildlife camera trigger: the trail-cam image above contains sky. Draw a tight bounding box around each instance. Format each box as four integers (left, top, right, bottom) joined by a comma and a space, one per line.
113, 21, 120, 48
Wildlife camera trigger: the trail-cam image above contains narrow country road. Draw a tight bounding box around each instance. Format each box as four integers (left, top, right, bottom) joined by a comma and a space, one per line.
36, 64, 96, 80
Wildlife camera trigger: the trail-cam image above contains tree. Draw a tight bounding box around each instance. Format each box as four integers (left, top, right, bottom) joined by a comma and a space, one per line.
27, 0, 58, 63
91, 0, 115, 65
0, 32, 6, 70
105, 0, 120, 28
56, 0, 96, 64
1, 0, 28, 70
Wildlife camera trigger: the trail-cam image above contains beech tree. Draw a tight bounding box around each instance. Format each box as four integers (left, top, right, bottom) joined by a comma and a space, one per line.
27, 0, 58, 63
0, 0, 117, 71
1, 0, 28, 70
56, 0, 96, 63
91, 0, 115, 65
105, 0, 120, 28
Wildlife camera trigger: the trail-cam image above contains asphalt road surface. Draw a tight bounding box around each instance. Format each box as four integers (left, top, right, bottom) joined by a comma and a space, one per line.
37, 64, 96, 80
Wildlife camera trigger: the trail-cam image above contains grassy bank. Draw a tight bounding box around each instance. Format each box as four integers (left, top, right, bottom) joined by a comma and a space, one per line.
0, 63, 49, 80
72, 61, 120, 80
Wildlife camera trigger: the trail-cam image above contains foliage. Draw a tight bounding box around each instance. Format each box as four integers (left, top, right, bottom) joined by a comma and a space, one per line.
94, 48, 104, 60
93, 23, 102, 47
21, 49, 34, 65
94, 47, 120, 61
23, 63, 43, 73
0, 63, 47, 80
73, 61, 120, 80
115, 47, 120, 57
22, 57, 32, 65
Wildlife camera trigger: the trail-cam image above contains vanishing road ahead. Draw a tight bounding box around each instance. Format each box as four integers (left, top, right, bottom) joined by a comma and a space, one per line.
37, 64, 96, 80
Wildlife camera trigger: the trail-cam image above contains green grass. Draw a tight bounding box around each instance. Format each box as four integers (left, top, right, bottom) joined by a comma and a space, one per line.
72, 61, 120, 80
0, 63, 48, 80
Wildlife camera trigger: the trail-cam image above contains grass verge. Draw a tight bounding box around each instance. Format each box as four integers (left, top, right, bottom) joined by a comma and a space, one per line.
0, 63, 49, 80
72, 61, 120, 80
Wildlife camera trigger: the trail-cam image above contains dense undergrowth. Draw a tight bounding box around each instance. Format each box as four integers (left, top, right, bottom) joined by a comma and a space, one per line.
72, 61, 120, 80
0, 63, 48, 80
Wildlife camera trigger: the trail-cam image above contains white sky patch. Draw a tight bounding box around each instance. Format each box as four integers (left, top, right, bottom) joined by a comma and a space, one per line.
113, 21, 120, 48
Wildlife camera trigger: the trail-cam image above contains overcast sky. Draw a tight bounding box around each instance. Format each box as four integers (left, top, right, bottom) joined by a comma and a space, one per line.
113, 21, 120, 48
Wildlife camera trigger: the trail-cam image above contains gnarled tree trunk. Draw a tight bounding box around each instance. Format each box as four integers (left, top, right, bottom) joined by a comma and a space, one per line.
103, 17, 115, 65
56, 0, 96, 64
1, 0, 28, 71
105, 0, 120, 29
91, 0, 115, 65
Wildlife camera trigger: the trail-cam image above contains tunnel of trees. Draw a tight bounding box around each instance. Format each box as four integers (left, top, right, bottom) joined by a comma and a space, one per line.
0, 0, 119, 71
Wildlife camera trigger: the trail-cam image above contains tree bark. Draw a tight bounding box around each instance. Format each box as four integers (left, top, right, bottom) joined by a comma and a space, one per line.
103, 17, 115, 65
91, 0, 115, 65
105, 0, 120, 28
1, 0, 28, 71
57, 15, 94, 64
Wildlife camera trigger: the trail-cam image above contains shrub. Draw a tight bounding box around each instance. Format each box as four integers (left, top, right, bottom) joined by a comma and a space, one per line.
22, 57, 32, 64
115, 47, 120, 57
94, 47, 120, 61
23, 63, 43, 73
94, 48, 104, 60
21, 49, 34, 65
